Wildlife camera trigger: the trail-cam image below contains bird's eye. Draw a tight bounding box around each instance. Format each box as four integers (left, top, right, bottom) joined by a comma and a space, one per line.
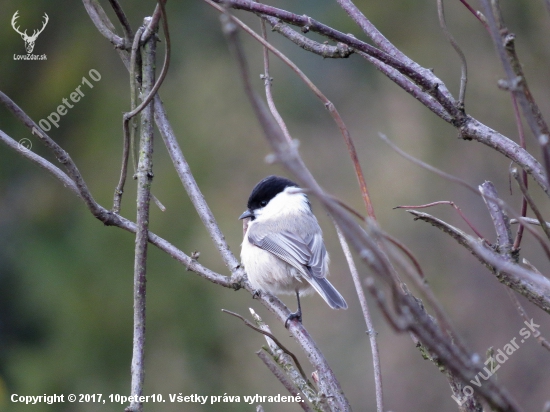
260, 200, 267, 207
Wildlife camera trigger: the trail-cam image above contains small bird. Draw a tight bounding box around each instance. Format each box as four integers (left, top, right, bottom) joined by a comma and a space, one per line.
239, 175, 347, 326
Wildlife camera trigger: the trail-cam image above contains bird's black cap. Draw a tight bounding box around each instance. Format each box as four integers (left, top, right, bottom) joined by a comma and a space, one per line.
246, 175, 298, 211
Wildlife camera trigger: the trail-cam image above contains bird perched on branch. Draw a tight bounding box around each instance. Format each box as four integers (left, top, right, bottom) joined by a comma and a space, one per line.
239, 175, 347, 327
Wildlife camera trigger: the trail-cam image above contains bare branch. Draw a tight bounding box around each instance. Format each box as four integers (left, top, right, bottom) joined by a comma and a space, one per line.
153, 95, 244, 279
0, 130, 81, 199
219, 3, 527, 409
127, 26, 157, 412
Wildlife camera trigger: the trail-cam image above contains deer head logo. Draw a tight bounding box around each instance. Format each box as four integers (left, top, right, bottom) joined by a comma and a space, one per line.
11, 11, 49, 54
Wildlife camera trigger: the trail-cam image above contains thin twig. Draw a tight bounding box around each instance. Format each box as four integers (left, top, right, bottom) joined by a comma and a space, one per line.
380, 133, 480, 196
256, 351, 315, 412
510, 217, 550, 229
114, 25, 144, 213
437, 0, 468, 110
333, 222, 384, 412
511, 93, 528, 251
395, 201, 486, 240
0, 130, 81, 200
258, 1, 293, 145
141, 2, 162, 42
458, 0, 488, 27
380, 233, 425, 280
511, 167, 550, 241
108, 0, 133, 43
221, 309, 309, 382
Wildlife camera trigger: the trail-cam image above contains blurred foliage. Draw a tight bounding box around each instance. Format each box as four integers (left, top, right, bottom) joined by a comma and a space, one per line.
1, 0, 550, 411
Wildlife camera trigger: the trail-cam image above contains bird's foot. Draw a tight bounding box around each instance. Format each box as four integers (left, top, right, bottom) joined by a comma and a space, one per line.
285, 311, 302, 328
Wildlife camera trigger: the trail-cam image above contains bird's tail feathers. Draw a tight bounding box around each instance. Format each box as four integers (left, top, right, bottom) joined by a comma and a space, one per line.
307, 277, 347, 309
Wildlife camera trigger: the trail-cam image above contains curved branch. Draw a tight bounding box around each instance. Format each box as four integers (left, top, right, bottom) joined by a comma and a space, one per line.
0, 128, 231, 288
0, 91, 112, 224
82, 0, 126, 48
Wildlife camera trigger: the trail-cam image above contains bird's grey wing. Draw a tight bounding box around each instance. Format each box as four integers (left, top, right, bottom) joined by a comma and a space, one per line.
247, 227, 321, 278
248, 225, 347, 309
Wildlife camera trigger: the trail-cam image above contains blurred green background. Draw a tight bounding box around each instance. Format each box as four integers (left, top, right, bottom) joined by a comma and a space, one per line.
1, 0, 550, 411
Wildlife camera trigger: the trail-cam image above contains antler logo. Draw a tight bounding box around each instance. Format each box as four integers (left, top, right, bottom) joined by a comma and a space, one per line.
11, 11, 49, 54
